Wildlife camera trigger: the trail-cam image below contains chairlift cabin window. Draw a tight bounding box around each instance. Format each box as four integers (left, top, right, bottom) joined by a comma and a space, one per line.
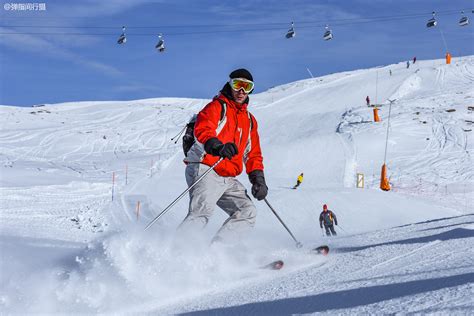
323, 25, 333, 41
155, 34, 165, 52
156, 40, 165, 52
426, 18, 437, 28
459, 16, 469, 26
117, 26, 126, 44
426, 12, 437, 28
286, 22, 295, 39
323, 30, 333, 40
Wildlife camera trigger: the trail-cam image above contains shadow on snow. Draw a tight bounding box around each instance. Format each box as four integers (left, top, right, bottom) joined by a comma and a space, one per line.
335, 227, 474, 253
183, 272, 474, 315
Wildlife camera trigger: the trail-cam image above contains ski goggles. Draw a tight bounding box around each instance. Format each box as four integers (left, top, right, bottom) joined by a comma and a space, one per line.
229, 78, 254, 93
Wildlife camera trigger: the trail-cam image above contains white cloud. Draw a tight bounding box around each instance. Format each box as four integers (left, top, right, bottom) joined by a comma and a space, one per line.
0, 27, 122, 76
115, 83, 161, 93
0, 1, 154, 76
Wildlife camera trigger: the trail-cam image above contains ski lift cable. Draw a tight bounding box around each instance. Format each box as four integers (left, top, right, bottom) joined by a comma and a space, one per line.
438, 26, 450, 52
0, 8, 469, 30
0, 26, 297, 36
0, 7, 469, 21
0, 9, 470, 37
0, 17, 464, 35
0, 15, 467, 37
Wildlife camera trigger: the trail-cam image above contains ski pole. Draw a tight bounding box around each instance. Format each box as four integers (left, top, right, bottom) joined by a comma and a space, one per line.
170, 125, 187, 143
144, 158, 223, 231
337, 224, 349, 234
263, 198, 303, 248
321, 227, 325, 237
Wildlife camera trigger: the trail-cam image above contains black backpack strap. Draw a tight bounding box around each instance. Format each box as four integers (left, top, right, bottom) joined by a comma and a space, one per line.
216, 99, 227, 121
248, 112, 254, 130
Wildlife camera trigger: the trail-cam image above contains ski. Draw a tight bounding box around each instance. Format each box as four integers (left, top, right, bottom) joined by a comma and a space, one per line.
261, 260, 284, 270
311, 245, 330, 255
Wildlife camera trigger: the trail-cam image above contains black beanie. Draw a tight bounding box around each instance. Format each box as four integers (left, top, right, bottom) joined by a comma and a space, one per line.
229, 68, 253, 82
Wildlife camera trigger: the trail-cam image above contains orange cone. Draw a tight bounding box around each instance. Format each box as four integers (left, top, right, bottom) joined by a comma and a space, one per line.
446, 53, 451, 64
373, 107, 381, 122
380, 164, 391, 191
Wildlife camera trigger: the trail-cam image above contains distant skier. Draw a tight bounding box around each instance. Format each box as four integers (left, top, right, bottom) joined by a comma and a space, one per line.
413, 56, 417, 64
406, 60, 410, 69
179, 68, 268, 244
319, 204, 338, 236
366, 95, 370, 106
293, 173, 304, 189
389, 69, 392, 76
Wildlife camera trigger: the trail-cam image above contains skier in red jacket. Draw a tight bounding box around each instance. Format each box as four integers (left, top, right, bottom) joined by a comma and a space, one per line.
180, 68, 267, 244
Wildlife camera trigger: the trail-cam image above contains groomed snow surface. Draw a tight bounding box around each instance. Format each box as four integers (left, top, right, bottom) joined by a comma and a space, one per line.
1, 57, 473, 314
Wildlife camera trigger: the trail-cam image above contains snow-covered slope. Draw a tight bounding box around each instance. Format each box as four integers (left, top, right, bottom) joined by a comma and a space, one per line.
0, 56, 473, 314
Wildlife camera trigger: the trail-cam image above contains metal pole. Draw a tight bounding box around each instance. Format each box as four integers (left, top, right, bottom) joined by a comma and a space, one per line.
383, 99, 396, 164
263, 198, 303, 248
375, 70, 379, 105
111, 172, 115, 201
438, 26, 449, 53
144, 158, 223, 231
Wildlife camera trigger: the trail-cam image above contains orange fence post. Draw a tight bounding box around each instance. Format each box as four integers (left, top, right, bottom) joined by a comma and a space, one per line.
136, 201, 141, 221
373, 107, 381, 122
380, 164, 391, 191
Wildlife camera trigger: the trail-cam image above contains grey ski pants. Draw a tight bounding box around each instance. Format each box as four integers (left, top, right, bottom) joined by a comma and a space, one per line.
324, 225, 337, 236
178, 163, 257, 242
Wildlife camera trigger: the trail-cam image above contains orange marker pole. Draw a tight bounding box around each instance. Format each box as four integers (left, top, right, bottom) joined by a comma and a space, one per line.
112, 172, 115, 201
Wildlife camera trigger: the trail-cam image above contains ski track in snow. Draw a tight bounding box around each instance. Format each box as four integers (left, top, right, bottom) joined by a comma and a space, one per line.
0, 57, 473, 314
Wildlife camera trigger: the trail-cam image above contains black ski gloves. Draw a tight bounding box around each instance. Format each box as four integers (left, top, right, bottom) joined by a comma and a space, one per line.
204, 137, 238, 160
249, 170, 268, 201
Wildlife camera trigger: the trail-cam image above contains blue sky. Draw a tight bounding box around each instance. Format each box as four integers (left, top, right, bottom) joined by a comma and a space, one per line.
0, 0, 473, 106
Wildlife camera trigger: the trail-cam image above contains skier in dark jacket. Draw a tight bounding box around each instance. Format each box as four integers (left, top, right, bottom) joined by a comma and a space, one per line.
319, 204, 337, 236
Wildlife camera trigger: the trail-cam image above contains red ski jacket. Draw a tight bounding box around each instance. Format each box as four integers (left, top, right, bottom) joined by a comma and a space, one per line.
192, 94, 264, 177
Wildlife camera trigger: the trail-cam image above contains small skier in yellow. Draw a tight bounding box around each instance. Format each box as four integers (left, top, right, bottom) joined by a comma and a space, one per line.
292, 173, 304, 189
